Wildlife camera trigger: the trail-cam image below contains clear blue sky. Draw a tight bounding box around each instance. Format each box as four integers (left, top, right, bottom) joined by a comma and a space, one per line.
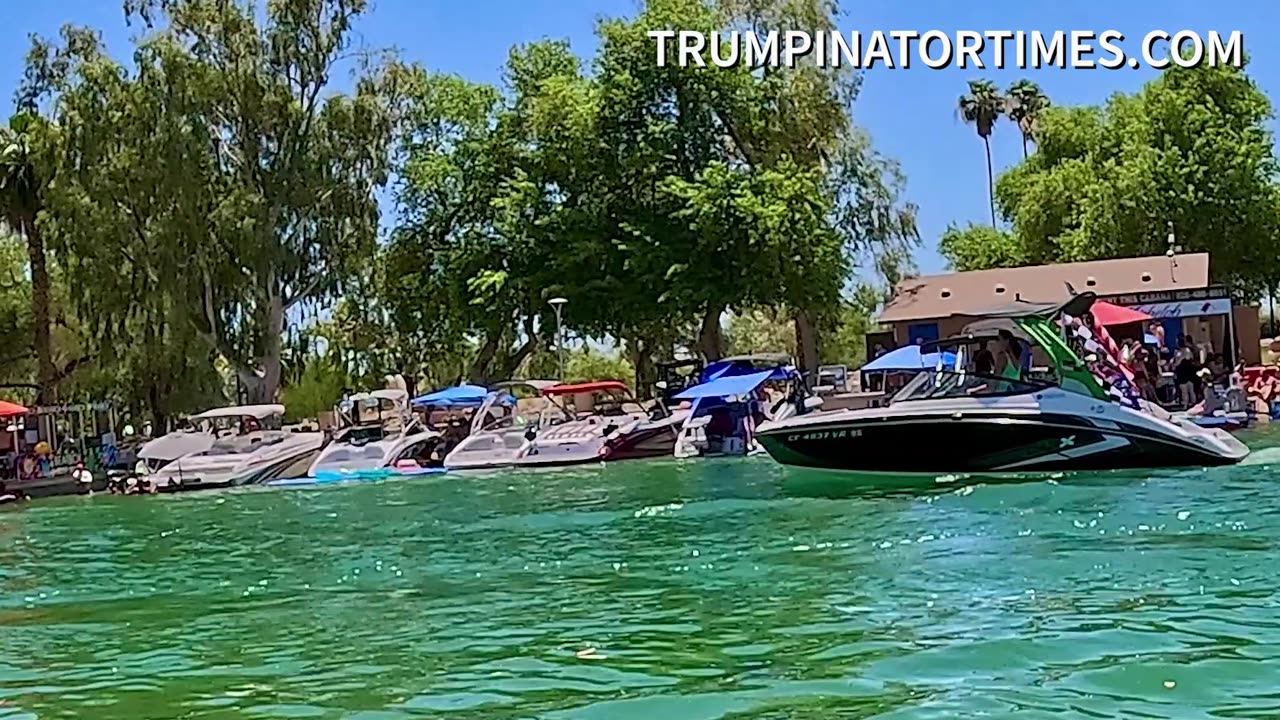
4, 0, 1271, 277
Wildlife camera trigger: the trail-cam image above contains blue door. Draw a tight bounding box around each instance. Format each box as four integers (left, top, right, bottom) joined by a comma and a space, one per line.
1160, 318, 1182, 350
907, 322, 940, 346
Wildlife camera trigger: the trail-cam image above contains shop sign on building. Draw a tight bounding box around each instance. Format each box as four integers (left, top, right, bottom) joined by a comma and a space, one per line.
1132, 298, 1232, 318
1107, 285, 1232, 318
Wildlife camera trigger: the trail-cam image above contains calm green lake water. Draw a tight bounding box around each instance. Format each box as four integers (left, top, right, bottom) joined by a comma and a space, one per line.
6, 432, 1280, 719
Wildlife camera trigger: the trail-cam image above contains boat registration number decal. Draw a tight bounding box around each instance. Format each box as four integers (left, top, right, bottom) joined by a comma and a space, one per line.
788, 429, 861, 441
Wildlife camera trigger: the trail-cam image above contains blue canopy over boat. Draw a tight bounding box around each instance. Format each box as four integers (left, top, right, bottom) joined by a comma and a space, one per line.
701, 358, 795, 384
412, 384, 491, 407
862, 345, 958, 373
675, 370, 774, 401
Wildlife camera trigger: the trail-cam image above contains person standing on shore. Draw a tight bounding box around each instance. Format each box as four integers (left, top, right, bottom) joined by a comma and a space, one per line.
1173, 336, 1201, 407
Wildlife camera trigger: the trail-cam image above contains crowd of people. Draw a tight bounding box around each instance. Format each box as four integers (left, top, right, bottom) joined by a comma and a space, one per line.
1112, 325, 1280, 420
1117, 330, 1229, 408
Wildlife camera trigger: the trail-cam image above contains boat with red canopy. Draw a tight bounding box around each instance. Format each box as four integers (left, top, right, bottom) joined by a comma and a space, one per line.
542, 380, 630, 396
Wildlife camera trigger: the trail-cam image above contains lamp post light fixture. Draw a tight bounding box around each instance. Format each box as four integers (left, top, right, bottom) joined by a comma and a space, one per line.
549, 297, 568, 382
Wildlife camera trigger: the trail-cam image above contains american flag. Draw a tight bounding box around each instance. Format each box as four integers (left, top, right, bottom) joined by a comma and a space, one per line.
1061, 313, 1143, 410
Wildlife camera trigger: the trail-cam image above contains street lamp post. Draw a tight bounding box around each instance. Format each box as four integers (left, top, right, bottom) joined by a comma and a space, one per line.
7, 417, 22, 475
549, 297, 568, 382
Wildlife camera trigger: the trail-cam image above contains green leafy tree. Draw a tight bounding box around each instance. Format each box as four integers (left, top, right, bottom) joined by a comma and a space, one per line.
307, 291, 474, 395
0, 112, 55, 402
584, 0, 917, 372
0, 231, 34, 396
382, 55, 579, 386
938, 223, 1027, 271
959, 79, 1005, 226
981, 61, 1280, 296
24, 0, 407, 404
280, 356, 348, 423
563, 346, 635, 384
819, 284, 889, 368
1004, 79, 1050, 159
384, 0, 918, 383
726, 308, 798, 358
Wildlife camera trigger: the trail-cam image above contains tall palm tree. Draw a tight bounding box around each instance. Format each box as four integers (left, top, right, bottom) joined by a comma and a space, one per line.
1005, 79, 1051, 159
958, 79, 1004, 226
0, 112, 54, 404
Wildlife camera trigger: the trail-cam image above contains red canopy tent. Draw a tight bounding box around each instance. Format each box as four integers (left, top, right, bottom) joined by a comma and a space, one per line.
1090, 301, 1152, 327
542, 381, 629, 396
0, 400, 28, 418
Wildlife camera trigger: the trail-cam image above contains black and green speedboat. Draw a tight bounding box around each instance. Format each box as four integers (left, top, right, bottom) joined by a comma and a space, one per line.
756, 293, 1249, 475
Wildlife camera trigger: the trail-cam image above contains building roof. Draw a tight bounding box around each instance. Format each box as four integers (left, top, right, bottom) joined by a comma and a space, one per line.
878, 253, 1210, 324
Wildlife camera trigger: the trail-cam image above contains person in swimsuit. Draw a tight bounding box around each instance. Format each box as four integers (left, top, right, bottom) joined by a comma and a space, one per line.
996, 330, 1025, 388
967, 332, 1024, 395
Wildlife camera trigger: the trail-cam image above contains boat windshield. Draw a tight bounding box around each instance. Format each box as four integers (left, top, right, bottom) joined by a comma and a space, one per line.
313, 444, 389, 471
890, 369, 1051, 403
594, 392, 647, 417
202, 431, 289, 456
193, 413, 283, 436
479, 412, 538, 433
354, 398, 397, 424
342, 424, 388, 445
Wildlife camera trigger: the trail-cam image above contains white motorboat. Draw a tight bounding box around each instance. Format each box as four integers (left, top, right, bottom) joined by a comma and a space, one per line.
306, 388, 442, 479
442, 380, 557, 470
137, 404, 289, 472
148, 426, 325, 491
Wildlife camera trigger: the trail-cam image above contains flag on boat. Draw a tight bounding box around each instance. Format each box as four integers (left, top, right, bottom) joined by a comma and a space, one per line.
1060, 312, 1142, 410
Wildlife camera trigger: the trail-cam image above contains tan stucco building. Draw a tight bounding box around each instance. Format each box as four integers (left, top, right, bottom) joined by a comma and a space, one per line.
872, 253, 1260, 365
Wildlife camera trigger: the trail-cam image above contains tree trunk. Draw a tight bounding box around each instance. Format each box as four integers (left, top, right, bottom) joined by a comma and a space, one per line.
793, 309, 819, 379
468, 327, 503, 385
144, 318, 166, 429
24, 220, 55, 405
697, 305, 725, 362
1021, 134, 1028, 159
148, 381, 167, 436
984, 135, 996, 226
628, 337, 655, 400
494, 335, 538, 381
242, 285, 285, 404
